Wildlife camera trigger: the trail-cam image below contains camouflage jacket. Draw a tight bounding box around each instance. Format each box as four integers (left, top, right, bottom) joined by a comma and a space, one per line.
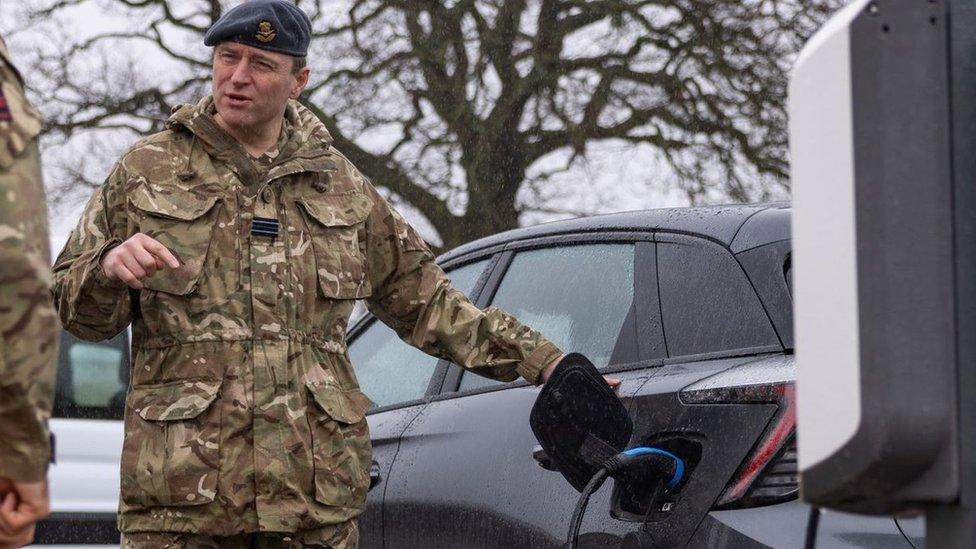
0, 36, 58, 483
52, 97, 562, 535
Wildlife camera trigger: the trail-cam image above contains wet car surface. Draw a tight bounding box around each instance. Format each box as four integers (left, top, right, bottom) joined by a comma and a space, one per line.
348, 203, 924, 548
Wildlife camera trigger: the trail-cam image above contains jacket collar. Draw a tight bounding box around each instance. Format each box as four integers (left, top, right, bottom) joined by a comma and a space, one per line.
166, 96, 337, 182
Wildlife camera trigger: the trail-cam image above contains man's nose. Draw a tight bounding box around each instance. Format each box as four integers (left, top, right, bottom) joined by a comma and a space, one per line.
230, 62, 251, 85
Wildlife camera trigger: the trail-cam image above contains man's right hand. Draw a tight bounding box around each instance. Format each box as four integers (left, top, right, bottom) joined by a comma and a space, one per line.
0, 479, 50, 548
99, 233, 180, 289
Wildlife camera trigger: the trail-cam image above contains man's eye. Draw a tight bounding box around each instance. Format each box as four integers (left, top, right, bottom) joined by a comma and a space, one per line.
255, 62, 274, 71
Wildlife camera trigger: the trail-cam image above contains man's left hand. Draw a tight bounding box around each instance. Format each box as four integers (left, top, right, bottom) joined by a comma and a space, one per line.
540, 356, 621, 390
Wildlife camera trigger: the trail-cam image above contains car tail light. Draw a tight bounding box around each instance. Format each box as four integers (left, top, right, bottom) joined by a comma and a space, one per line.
682, 381, 798, 510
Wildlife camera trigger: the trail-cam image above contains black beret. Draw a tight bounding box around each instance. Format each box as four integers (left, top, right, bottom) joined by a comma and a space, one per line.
204, 0, 311, 57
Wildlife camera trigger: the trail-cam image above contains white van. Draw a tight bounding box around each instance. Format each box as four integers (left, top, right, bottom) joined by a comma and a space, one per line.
32, 330, 128, 545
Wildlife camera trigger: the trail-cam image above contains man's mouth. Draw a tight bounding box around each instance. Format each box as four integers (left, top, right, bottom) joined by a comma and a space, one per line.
225, 93, 252, 106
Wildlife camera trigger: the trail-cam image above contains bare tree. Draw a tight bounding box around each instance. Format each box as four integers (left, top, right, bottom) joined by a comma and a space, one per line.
8, 0, 839, 249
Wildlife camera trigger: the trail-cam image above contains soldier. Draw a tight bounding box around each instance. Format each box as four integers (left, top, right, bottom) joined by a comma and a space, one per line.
0, 35, 58, 548
52, 1, 591, 547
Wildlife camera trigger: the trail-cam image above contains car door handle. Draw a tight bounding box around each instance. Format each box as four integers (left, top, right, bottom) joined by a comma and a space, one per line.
369, 460, 381, 490
532, 445, 557, 471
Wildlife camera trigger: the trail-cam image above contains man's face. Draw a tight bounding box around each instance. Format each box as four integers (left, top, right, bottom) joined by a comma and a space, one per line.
211, 42, 309, 131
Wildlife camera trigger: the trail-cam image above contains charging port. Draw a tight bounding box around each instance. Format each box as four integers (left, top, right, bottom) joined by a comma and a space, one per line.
611, 434, 703, 522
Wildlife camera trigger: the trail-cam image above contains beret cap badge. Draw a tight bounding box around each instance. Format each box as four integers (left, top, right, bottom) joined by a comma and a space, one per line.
256, 21, 276, 43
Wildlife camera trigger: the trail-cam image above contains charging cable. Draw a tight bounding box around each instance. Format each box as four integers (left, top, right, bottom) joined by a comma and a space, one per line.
567, 447, 685, 549
804, 506, 821, 549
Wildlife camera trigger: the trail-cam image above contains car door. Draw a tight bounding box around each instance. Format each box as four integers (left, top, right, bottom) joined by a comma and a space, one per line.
383, 237, 660, 548
35, 330, 130, 545
668, 235, 919, 549
347, 257, 492, 548
622, 233, 790, 547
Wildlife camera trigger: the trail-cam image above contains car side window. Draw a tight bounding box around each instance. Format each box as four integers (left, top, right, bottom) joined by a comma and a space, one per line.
54, 331, 130, 421
459, 244, 636, 392
349, 259, 490, 409
657, 239, 779, 357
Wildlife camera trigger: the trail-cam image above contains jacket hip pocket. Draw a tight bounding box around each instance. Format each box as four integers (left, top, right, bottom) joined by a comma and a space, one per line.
297, 192, 373, 300
306, 380, 372, 509
120, 379, 222, 508
128, 181, 221, 295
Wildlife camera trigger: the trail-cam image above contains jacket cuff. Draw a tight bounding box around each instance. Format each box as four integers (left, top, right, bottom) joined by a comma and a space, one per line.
87, 238, 127, 291
0, 402, 50, 482
0, 453, 48, 482
518, 342, 564, 386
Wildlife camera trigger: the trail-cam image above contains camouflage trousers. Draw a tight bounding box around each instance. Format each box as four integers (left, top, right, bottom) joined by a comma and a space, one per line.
120, 521, 357, 549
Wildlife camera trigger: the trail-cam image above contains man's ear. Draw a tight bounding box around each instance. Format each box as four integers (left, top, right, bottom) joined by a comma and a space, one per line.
291, 67, 311, 99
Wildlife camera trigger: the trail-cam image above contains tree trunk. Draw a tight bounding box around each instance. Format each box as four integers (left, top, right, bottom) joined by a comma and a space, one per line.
447, 147, 525, 250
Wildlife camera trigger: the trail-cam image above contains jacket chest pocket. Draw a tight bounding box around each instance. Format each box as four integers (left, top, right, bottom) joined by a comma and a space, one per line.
120, 379, 222, 508
306, 381, 372, 509
297, 192, 373, 299
128, 182, 221, 295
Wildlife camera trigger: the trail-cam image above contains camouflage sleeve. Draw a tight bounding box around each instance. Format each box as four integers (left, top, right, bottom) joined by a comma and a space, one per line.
360, 180, 563, 385
0, 48, 59, 481
51, 162, 132, 341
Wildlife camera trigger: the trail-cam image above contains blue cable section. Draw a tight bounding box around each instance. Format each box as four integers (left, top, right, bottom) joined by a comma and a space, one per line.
622, 447, 685, 489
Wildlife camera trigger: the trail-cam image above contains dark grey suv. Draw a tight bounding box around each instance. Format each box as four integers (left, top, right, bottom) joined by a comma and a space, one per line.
348, 204, 926, 548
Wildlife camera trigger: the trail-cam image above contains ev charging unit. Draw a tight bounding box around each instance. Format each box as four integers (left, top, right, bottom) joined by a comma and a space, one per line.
791, 0, 976, 544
